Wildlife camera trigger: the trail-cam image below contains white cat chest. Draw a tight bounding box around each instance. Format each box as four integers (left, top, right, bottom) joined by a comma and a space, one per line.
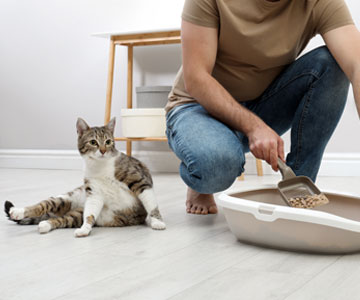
121, 108, 166, 138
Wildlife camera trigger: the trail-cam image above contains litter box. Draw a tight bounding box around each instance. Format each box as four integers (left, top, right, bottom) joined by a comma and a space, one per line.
218, 186, 360, 254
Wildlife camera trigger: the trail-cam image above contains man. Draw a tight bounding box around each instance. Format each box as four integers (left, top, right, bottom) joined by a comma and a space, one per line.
165, 0, 360, 215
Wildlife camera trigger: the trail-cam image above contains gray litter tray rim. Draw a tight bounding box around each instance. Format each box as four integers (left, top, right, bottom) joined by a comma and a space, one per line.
218, 186, 360, 233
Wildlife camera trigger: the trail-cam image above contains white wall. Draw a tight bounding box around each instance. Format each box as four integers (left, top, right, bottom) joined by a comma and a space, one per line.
0, 0, 359, 158
0, 0, 183, 152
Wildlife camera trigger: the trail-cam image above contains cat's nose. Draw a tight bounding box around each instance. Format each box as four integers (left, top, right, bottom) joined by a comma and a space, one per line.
100, 148, 106, 155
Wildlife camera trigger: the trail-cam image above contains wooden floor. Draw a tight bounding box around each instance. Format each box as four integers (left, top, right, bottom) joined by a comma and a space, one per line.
1, 168, 360, 300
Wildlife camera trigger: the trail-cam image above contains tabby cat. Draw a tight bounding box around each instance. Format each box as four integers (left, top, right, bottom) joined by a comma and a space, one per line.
4, 117, 166, 237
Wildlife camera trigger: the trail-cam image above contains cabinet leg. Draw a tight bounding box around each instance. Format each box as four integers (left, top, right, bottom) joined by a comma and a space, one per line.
125, 45, 134, 156
256, 159, 263, 176
126, 141, 132, 156
127, 45, 133, 109
237, 174, 245, 181
104, 40, 116, 125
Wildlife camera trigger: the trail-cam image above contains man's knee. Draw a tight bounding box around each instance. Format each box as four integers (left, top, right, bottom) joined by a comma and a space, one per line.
311, 46, 349, 86
311, 46, 336, 68
180, 147, 245, 194
308, 46, 349, 112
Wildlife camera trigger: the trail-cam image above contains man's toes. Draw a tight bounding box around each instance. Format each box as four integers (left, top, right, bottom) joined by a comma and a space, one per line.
208, 205, 218, 214
186, 202, 192, 213
201, 207, 208, 215
190, 205, 197, 214
195, 206, 203, 214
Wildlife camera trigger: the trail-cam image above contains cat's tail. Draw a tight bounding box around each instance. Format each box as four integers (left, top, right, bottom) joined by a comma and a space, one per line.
4, 201, 48, 225
4, 200, 13, 218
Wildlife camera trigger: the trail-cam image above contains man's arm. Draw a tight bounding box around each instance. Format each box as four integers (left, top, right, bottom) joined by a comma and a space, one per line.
323, 24, 360, 117
181, 20, 284, 171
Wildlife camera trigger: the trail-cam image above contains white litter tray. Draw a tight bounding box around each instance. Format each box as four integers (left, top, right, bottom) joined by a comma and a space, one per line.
218, 186, 360, 254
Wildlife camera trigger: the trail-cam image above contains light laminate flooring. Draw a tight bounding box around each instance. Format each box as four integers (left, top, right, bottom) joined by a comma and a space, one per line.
1, 168, 360, 300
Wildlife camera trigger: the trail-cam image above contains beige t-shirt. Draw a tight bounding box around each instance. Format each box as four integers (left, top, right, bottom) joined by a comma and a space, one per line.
165, 0, 354, 113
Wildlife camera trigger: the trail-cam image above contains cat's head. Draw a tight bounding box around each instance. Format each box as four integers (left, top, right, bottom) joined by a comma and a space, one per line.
76, 118, 118, 160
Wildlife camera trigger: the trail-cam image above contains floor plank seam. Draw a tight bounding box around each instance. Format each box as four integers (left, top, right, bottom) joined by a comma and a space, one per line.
165, 247, 264, 300
51, 228, 231, 300
281, 255, 343, 300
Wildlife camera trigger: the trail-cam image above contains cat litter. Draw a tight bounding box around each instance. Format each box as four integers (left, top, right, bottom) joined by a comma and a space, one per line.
277, 158, 330, 209
218, 187, 360, 254
288, 193, 329, 208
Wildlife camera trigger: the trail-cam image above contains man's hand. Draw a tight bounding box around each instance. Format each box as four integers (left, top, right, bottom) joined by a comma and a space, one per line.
247, 123, 285, 172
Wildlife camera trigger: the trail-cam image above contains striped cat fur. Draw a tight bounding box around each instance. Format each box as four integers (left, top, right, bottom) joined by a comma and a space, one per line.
4, 117, 166, 237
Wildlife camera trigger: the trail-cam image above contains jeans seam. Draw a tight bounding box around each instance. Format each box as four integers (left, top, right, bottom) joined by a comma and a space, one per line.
294, 88, 311, 170
239, 154, 245, 176
165, 127, 174, 151
257, 71, 321, 106
170, 128, 197, 176
293, 68, 326, 170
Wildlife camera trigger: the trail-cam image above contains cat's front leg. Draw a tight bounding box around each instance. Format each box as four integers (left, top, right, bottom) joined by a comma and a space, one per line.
74, 195, 103, 238
138, 188, 166, 230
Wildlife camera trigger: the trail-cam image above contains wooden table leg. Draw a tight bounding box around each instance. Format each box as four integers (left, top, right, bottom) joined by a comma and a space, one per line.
238, 159, 263, 180
104, 39, 116, 125
256, 158, 263, 176
238, 174, 245, 181
126, 45, 134, 156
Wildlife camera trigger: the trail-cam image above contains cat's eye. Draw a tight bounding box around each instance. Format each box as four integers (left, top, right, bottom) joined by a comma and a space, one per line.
89, 140, 98, 146
105, 139, 112, 145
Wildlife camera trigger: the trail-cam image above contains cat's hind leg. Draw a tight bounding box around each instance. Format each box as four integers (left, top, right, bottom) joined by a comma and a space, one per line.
5, 186, 84, 225
38, 208, 83, 234
5, 200, 49, 225
137, 188, 166, 230
6, 196, 71, 222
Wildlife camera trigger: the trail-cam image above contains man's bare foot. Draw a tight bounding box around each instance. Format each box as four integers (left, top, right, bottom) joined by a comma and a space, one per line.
186, 187, 218, 215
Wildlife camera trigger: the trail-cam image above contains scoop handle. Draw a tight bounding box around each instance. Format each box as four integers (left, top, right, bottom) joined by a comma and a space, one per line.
277, 158, 296, 180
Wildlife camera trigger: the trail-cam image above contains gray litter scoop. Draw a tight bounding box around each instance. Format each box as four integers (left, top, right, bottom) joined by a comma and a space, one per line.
277, 158, 329, 208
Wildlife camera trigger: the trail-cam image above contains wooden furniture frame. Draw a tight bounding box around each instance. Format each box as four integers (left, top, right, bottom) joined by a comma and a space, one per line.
101, 29, 180, 156
96, 29, 263, 177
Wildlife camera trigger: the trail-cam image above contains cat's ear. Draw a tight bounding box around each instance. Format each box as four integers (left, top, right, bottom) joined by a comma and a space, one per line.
76, 118, 90, 137
106, 117, 116, 135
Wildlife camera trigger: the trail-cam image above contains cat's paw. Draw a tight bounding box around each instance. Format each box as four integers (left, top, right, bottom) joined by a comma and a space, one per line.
150, 218, 166, 230
74, 226, 91, 238
38, 221, 52, 234
9, 207, 25, 220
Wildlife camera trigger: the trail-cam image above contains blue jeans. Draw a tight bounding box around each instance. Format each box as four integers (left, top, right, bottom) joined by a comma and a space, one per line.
166, 46, 350, 194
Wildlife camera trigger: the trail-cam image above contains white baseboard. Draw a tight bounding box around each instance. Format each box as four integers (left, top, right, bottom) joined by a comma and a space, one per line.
0, 149, 360, 176
0, 149, 180, 173
0, 149, 84, 170
244, 153, 360, 177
